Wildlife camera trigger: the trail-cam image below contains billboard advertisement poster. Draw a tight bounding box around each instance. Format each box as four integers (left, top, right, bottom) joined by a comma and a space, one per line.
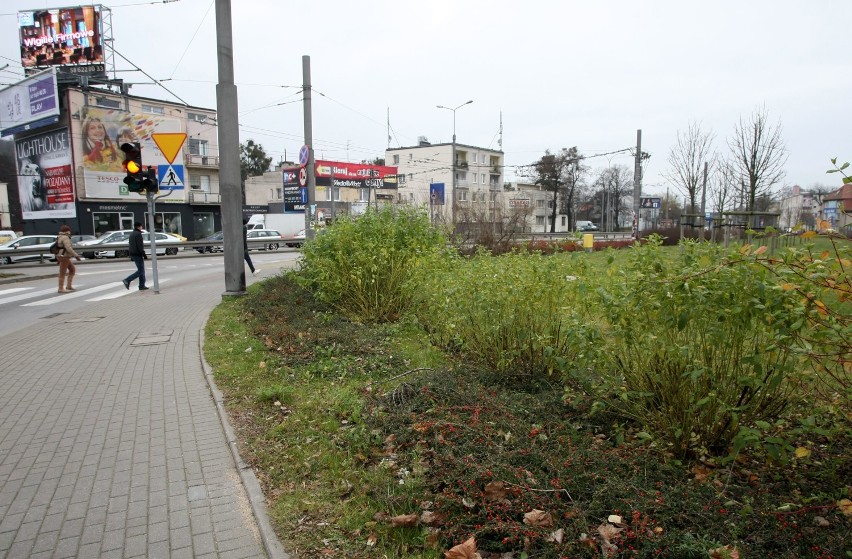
19, 5, 105, 74
315, 160, 399, 190
15, 127, 75, 219
281, 165, 304, 212
80, 107, 184, 200
429, 183, 445, 205
0, 68, 60, 136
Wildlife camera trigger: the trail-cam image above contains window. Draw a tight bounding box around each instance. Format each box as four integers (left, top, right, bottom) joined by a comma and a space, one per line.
275, 188, 282, 200
359, 188, 370, 202
472, 174, 477, 184
142, 104, 165, 115
561, 216, 566, 227
408, 193, 414, 202
536, 199, 545, 209
392, 154, 400, 165
480, 174, 485, 183
490, 191, 497, 202
536, 216, 545, 227
456, 171, 467, 184
94, 97, 120, 108
408, 153, 413, 160
457, 190, 468, 201
189, 139, 208, 156
188, 112, 208, 123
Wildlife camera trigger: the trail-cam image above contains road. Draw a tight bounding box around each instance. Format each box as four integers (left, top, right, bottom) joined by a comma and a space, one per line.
0, 250, 301, 338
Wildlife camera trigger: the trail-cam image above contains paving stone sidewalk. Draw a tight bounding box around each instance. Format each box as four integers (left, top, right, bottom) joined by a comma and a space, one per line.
0, 275, 287, 559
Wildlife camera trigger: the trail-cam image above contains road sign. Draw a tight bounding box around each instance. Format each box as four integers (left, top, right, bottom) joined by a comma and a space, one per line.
152, 133, 187, 165
640, 197, 661, 209
298, 167, 307, 186
298, 145, 310, 167
158, 164, 184, 189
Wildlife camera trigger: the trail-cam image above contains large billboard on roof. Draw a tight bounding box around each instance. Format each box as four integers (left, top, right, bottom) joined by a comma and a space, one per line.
18, 5, 105, 75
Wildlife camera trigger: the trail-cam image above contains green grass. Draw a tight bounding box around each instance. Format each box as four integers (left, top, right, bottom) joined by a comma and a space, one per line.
204, 250, 851, 558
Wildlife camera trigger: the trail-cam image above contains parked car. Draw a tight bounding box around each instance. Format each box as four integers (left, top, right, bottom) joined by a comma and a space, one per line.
0, 230, 19, 244
71, 234, 96, 244
95, 232, 181, 258
77, 230, 135, 259
246, 229, 281, 251
576, 220, 599, 232
0, 235, 57, 265
195, 231, 224, 254
283, 229, 306, 248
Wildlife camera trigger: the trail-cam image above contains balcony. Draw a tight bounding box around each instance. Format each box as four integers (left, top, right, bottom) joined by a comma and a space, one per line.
189, 190, 222, 204
185, 154, 220, 167
455, 160, 469, 169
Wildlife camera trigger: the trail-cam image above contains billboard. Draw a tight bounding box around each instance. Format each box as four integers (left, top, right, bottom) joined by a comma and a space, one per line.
15, 127, 76, 219
315, 160, 399, 190
281, 165, 305, 212
0, 68, 60, 137
18, 5, 105, 75
79, 107, 185, 200
640, 197, 662, 209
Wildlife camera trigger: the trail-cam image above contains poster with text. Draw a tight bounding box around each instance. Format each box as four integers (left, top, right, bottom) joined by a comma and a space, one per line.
80, 106, 185, 200
15, 127, 75, 219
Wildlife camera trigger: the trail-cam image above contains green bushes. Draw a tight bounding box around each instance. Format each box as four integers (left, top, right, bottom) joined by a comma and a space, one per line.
296, 206, 447, 323
415, 250, 601, 383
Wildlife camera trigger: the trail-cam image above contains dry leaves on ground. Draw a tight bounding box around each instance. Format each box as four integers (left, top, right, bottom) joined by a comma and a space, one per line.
445, 536, 481, 559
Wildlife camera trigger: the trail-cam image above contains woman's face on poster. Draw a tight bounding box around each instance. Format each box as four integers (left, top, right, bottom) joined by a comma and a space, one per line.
87, 120, 107, 142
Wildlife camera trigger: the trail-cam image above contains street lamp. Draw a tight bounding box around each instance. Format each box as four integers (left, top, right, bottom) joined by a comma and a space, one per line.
436, 101, 473, 229
436, 100, 473, 143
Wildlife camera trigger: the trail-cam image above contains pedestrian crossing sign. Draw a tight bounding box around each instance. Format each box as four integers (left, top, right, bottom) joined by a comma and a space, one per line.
158, 164, 185, 190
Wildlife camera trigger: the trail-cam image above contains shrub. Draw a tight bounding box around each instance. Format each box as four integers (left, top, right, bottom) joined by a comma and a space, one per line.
296, 206, 448, 323
415, 250, 601, 385
592, 236, 802, 458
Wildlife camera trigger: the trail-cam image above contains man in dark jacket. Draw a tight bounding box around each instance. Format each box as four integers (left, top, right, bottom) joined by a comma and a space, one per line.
243, 219, 259, 276
122, 222, 148, 290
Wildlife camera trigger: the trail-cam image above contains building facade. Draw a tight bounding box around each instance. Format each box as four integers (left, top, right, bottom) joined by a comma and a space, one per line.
9, 83, 222, 240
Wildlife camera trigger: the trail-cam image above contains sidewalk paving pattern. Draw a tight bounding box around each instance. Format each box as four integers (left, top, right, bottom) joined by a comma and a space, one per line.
0, 271, 286, 558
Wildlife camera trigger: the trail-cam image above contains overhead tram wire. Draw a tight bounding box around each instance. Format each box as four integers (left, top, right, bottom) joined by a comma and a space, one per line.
167, 0, 213, 80
112, 48, 190, 107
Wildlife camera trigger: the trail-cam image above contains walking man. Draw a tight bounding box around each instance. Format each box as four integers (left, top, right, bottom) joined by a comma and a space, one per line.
243, 219, 260, 276
122, 222, 149, 290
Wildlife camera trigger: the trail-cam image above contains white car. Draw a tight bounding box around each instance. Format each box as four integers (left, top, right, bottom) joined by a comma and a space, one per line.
0, 235, 57, 265
95, 232, 181, 258
0, 230, 19, 244
284, 229, 306, 248
246, 229, 281, 251
78, 230, 135, 259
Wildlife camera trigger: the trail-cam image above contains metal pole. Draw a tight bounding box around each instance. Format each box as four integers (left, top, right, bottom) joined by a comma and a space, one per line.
146, 193, 160, 293
330, 167, 335, 222
701, 161, 708, 241
302, 55, 316, 241
633, 129, 642, 240
215, 0, 244, 296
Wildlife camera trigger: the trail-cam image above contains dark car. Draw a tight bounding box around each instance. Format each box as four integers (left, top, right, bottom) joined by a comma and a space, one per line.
195, 231, 224, 253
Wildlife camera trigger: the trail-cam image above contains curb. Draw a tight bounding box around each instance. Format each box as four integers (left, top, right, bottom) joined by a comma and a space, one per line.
0, 273, 55, 285
198, 328, 291, 559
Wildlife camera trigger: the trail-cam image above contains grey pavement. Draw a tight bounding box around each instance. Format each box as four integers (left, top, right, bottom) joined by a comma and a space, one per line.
0, 268, 289, 559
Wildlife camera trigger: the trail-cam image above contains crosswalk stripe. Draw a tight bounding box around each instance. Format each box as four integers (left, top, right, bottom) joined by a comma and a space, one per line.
23, 283, 127, 306
87, 279, 171, 301
0, 287, 58, 305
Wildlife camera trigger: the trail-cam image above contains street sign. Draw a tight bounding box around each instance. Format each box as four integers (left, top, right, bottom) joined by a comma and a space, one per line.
299, 167, 307, 186
298, 145, 310, 167
151, 133, 187, 165
158, 164, 185, 189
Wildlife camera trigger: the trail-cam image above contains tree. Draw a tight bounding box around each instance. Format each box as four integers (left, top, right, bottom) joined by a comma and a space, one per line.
663, 121, 714, 215
560, 147, 588, 230
523, 148, 584, 232
239, 140, 272, 187
727, 107, 787, 217
592, 164, 633, 230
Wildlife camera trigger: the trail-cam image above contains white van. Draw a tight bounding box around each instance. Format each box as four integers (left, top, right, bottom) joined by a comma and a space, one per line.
576, 221, 598, 232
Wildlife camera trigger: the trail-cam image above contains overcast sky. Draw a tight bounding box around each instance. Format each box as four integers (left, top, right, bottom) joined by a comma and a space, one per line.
3, 0, 852, 198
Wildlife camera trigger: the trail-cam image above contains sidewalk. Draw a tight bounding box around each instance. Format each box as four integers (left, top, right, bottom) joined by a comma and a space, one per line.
0, 269, 289, 558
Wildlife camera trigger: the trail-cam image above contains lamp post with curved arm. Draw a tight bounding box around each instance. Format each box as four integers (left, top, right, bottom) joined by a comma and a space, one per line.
436, 100, 473, 228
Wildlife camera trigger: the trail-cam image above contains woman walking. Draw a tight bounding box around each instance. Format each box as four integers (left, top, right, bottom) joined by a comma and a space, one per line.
56, 224, 81, 293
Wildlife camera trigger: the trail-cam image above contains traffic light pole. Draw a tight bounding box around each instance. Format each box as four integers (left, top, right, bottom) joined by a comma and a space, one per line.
145, 185, 174, 294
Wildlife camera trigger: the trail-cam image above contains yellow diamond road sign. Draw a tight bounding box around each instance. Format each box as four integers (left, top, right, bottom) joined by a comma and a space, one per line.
152, 133, 187, 165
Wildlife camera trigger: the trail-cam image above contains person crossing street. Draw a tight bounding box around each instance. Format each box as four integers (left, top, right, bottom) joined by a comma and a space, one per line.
122, 222, 149, 291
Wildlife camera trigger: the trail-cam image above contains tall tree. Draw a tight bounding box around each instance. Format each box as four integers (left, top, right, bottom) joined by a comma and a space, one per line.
524, 148, 584, 232
727, 107, 787, 215
709, 158, 737, 214
663, 121, 714, 215
560, 147, 587, 230
239, 140, 272, 187
593, 164, 634, 230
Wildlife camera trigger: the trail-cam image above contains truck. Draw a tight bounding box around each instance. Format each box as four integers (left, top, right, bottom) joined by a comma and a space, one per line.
246, 213, 304, 237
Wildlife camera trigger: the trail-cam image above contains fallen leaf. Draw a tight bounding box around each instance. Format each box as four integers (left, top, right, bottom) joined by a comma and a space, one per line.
794, 446, 811, 459
462, 497, 475, 509
366, 533, 377, 547
653, 526, 664, 535
412, 422, 431, 433
597, 522, 623, 546
547, 528, 564, 543
483, 481, 508, 502
607, 514, 623, 525
389, 513, 418, 527
445, 537, 481, 559
709, 545, 741, 559
523, 509, 554, 527
692, 465, 712, 482
420, 510, 441, 526
814, 516, 830, 527
838, 498, 852, 517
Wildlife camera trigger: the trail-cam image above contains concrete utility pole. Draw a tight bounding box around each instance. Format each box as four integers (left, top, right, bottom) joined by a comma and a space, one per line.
632, 129, 642, 239
215, 0, 245, 296
302, 55, 316, 241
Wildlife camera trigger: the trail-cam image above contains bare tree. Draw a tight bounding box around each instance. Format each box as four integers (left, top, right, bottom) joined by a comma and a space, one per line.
593, 164, 634, 230
559, 147, 587, 230
663, 121, 715, 215
709, 158, 737, 215
522, 149, 582, 233
728, 106, 787, 215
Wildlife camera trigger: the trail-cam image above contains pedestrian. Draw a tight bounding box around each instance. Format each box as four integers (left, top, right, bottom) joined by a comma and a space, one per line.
122, 222, 149, 291
243, 219, 260, 276
55, 224, 81, 293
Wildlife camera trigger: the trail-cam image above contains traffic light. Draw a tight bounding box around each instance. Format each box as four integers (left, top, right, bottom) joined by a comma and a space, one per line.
121, 142, 143, 193
140, 167, 159, 194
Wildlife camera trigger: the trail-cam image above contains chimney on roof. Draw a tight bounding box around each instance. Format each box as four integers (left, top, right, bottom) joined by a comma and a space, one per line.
417, 136, 430, 147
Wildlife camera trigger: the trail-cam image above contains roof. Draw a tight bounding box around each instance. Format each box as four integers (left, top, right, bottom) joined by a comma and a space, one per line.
824, 183, 852, 202
386, 142, 503, 154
